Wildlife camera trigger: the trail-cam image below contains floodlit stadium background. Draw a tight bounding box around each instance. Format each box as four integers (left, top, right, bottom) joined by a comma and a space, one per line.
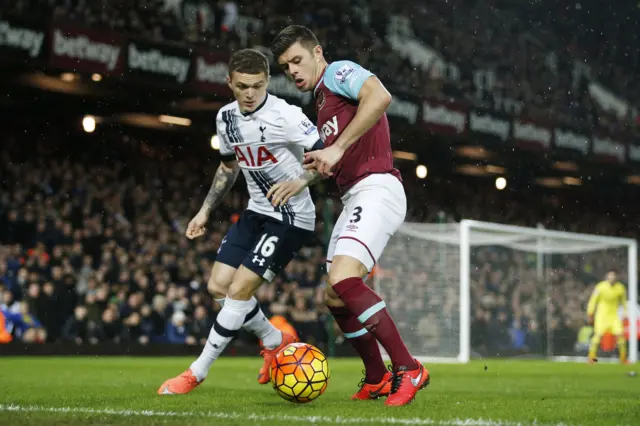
1, 0, 639, 363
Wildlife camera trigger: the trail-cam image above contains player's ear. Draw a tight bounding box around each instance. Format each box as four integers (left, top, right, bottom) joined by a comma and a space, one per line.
226, 75, 232, 90
313, 45, 323, 61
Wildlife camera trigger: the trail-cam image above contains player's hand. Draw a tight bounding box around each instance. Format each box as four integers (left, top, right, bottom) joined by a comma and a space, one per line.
267, 179, 307, 207
587, 315, 594, 325
303, 144, 344, 178
186, 210, 209, 240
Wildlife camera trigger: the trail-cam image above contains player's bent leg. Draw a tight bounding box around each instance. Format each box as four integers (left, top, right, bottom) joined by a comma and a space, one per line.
330, 269, 428, 406
207, 261, 237, 303
327, 255, 410, 401
184, 266, 266, 387
235, 221, 310, 384
229, 269, 297, 384
328, 254, 428, 405
158, 262, 239, 395
325, 223, 391, 399
324, 260, 391, 399
207, 261, 277, 344
227, 265, 293, 360
227, 266, 268, 300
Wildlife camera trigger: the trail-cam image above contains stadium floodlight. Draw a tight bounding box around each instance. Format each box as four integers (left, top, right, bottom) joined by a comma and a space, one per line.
159, 115, 191, 126
563, 177, 581, 186
416, 165, 428, 179
91, 73, 103, 82
495, 177, 507, 190
211, 135, 220, 150
60, 72, 77, 82
82, 115, 96, 133
393, 150, 417, 161
375, 220, 637, 364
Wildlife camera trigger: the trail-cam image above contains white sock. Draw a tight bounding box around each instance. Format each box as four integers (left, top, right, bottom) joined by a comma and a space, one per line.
217, 295, 282, 349
190, 297, 256, 381
243, 302, 283, 350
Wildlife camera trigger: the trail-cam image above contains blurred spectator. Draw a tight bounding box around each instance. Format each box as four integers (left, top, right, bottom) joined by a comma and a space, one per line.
166, 311, 188, 344
62, 305, 89, 344
89, 307, 123, 345
187, 305, 213, 346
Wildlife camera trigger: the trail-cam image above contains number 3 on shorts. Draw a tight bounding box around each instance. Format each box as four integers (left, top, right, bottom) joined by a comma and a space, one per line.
350, 206, 363, 223
254, 234, 280, 258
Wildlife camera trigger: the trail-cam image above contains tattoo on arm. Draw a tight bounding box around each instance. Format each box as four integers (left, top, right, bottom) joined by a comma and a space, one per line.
201, 163, 239, 215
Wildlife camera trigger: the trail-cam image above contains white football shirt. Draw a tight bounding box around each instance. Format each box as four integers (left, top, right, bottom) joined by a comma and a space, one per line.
216, 94, 319, 231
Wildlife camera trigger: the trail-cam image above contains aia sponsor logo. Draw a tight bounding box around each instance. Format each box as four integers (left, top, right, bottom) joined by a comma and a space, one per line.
234, 145, 277, 168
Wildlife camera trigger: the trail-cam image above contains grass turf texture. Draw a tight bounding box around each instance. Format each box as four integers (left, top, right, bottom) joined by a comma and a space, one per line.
0, 357, 639, 425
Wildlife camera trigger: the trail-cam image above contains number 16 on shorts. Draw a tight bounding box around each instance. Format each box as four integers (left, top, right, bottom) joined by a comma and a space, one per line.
252, 234, 279, 267
244, 224, 311, 283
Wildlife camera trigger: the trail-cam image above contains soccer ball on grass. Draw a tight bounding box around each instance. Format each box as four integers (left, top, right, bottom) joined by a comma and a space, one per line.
270, 342, 330, 403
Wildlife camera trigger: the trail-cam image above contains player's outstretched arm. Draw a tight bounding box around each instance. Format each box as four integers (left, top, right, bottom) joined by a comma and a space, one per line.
186, 159, 240, 239
266, 169, 321, 207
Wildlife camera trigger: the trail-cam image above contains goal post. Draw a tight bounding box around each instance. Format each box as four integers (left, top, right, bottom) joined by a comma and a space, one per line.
374, 219, 638, 364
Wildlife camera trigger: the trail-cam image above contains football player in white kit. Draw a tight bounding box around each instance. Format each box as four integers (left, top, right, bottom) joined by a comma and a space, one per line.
158, 49, 322, 395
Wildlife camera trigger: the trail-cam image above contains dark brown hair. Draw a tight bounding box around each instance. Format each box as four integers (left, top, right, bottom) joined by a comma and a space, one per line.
270, 25, 320, 59
228, 49, 269, 76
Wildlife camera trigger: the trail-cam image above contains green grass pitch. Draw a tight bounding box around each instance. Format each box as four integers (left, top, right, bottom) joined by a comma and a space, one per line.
0, 357, 639, 425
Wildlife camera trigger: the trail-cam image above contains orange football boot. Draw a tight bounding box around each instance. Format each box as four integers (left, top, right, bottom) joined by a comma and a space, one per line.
257, 332, 298, 384
157, 368, 203, 395
385, 361, 431, 407
351, 371, 393, 400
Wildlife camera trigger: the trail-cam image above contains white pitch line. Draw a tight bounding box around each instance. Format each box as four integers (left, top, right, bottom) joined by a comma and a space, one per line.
0, 404, 571, 426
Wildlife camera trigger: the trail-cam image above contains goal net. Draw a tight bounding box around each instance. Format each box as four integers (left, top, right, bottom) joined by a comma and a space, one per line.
374, 220, 638, 364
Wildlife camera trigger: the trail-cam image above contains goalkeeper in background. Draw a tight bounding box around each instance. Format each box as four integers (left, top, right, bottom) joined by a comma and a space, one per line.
586, 269, 628, 363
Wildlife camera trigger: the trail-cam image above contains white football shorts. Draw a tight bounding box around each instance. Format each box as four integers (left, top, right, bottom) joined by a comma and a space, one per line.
326, 173, 407, 273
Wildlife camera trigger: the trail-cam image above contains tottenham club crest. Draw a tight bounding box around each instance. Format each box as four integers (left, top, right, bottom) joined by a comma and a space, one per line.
259, 124, 267, 142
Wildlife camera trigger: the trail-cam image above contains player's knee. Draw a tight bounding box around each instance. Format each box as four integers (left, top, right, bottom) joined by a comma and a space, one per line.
326, 255, 368, 287
227, 271, 263, 301
227, 281, 252, 301
207, 275, 230, 299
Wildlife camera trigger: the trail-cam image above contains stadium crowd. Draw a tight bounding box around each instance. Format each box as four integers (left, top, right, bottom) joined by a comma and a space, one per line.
2, 0, 638, 132
1, 1, 638, 357
0, 124, 636, 357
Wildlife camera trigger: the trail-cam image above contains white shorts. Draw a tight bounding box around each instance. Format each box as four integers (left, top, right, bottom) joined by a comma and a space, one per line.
326, 173, 407, 273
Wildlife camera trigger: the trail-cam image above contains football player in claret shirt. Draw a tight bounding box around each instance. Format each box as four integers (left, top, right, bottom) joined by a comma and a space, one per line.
267, 25, 430, 407
158, 48, 324, 395
586, 269, 628, 363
